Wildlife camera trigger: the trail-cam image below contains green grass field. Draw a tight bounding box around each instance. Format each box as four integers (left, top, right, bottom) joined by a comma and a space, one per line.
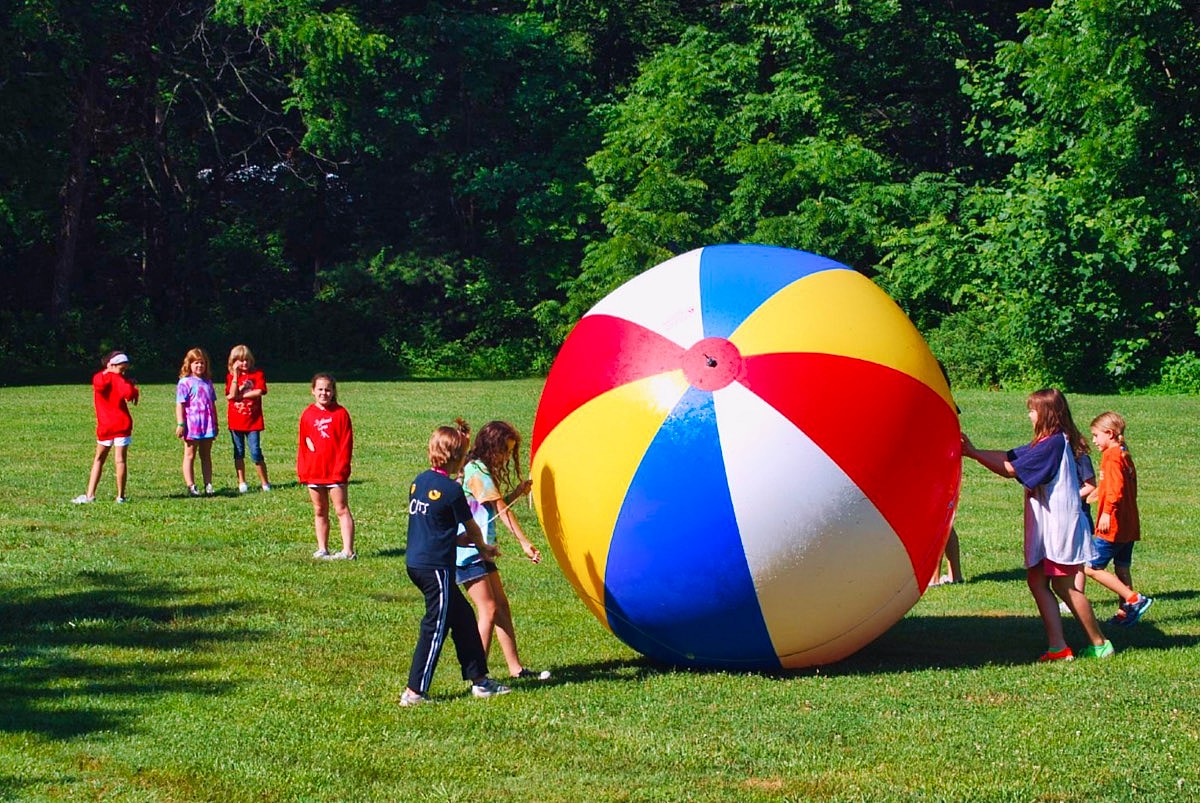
3, 381, 1200, 801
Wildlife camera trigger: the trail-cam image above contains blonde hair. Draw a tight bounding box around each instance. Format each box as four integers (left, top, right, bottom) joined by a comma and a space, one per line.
1091, 411, 1128, 448
227, 344, 256, 371
428, 423, 469, 470
179, 347, 212, 380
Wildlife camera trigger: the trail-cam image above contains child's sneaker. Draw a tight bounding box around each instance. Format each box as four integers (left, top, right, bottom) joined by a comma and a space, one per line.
115, 496, 127, 504
1122, 595, 1154, 625
1058, 601, 1071, 615
1079, 640, 1115, 659
261, 483, 272, 492
328, 550, 357, 560
188, 485, 201, 497
205, 483, 215, 496
72, 494, 95, 504
238, 482, 249, 494
1038, 646, 1074, 662
514, 668, 552, 680
312, 549, 330, 559
399, 689, 430, 707
471, 678, 512, 698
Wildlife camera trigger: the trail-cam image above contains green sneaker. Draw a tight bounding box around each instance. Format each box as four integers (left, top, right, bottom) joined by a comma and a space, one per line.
1079, 640, 1114, 659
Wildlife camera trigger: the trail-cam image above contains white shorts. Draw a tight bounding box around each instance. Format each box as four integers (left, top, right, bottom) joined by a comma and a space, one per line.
98, 436, 132, 447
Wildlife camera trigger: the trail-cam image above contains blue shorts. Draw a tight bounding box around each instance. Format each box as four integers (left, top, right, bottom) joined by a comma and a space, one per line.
229, 429, 264, 463
1089, 536, 1135, 570
456, 560, 498, 585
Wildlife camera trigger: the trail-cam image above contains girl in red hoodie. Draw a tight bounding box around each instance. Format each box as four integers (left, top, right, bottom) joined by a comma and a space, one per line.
73, 351, 140, 504
297, 373, 355, 559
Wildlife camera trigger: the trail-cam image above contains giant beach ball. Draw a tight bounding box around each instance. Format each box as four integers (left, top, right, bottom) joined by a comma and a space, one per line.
530, 244, 960, 669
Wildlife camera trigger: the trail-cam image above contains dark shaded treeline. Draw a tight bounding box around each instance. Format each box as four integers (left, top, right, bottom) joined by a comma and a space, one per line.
3, 1, 1197, 390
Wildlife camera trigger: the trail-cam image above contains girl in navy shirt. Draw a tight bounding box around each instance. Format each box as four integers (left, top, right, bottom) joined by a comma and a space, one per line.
962, 389, 1112, 662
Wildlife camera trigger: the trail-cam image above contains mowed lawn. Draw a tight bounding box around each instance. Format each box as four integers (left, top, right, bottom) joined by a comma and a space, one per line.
2, 380, 1200, 801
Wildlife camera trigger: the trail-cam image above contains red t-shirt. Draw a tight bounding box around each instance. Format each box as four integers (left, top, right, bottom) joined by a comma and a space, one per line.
93, 369, 140, 439
225, 369, 267, 432
296, 403, 353, 484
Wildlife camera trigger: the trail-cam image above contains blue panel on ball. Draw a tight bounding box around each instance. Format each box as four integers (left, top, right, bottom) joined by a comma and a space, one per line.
604, 386, 780, 668
698, 244, 850, 339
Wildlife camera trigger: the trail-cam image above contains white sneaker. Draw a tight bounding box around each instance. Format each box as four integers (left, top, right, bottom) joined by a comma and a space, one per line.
115, 497, 127, 504
188, 485, 201, 497
328, 550, 357, 560
72, 494, 94, 504
261, 483, 272, 492
205, 483, 215, 496
399, 689, 430, 707
313, 549, 330, 559
471, 678, 512, 698
238, 482, 249, 494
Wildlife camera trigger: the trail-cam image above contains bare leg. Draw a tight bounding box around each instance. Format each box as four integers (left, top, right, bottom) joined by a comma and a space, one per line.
85, 443, 111, 498
198, 439, 214, 487
112, 444, 128, 499
254, 461, 270, 486
485, 573, 525, 676
308, 486, 330, 553
1027, 564, 1067, 651
944, 528, 963, 582
466, 576, 498, 655
234, 457, 247, 486
182, 441, 197, 488
329, 484, 354, 554
1052, 573, 1106, 646
1084, 565, 1135, 602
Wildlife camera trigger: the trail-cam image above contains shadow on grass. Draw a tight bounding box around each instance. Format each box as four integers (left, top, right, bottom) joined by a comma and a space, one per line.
542, 611, 1200, 683
0, 570, 259, 751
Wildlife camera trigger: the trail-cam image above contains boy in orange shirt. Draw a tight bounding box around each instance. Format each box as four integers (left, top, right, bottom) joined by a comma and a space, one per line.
1077, 411, 1152, 626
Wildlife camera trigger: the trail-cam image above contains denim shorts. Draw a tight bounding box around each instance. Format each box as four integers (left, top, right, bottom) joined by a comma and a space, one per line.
229, 429, 264, 463
1089, 536, 1135, 569
456, 559, 498, 585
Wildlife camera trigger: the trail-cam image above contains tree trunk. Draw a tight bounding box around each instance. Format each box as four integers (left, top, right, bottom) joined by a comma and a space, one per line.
50, 63, 102, 321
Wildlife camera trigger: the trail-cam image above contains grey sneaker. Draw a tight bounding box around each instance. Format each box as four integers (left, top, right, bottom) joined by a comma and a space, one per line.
313, 549, 330, 559
471, 678, 512, 699
328, 550, 357, 561
399, 689, 430, 707
72, 494, 95, 504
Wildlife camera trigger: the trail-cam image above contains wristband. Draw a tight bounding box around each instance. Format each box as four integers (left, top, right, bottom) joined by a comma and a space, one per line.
176, 422, 185, 427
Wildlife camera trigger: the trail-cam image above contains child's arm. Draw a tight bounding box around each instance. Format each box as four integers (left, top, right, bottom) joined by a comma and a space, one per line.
459, 518, 499, 560
961, 434, 1017, 478
495, 481, 539, 562
175, 401, 187, 440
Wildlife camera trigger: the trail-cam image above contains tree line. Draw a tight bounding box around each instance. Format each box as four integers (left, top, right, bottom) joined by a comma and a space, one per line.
2, 0, 1198, 390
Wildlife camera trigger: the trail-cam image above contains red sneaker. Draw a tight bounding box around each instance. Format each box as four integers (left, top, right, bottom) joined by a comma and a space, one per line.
1038, 646, 1074, 662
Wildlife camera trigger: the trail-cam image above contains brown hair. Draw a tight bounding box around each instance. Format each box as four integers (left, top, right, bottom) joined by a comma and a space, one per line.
1026, 388, 1088, 457
467, 420, 522, 492
1090, 411, 1129, 449
428, 424, 469, 470
179, 347, 212, 380
311, 373, 338, 405
227, 344, 256, 371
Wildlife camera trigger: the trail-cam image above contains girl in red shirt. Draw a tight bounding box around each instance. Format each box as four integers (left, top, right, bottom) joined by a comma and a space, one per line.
225, 344, 272, 493
297, 373, 355, 559
73, 351, 140, 504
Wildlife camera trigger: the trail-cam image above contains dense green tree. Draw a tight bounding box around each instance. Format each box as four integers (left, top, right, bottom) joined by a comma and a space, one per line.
881, 0, 1200, 388
558, 0, 1009, 336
